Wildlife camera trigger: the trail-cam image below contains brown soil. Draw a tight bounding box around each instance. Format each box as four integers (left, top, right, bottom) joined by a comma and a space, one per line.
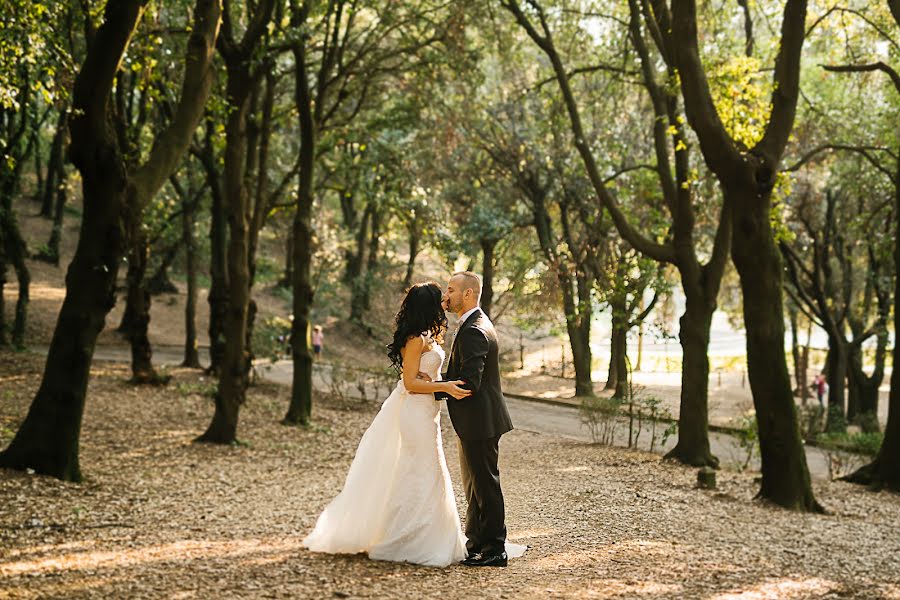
2, 351, 899, 599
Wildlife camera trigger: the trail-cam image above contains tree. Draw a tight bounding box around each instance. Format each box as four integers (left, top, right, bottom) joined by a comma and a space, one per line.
283, 0, 450, 425
664, 0, 821, 509
197, 0, 278, 444
502, 0, 732, 467
0, 0, 220, 480
832, 0, 900, 490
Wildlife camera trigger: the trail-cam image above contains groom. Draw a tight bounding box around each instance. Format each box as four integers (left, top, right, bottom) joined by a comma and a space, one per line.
434, 271, 514, 567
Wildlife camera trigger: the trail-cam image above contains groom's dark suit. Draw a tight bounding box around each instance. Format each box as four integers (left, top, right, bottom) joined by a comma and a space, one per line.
435, 308, 513, 557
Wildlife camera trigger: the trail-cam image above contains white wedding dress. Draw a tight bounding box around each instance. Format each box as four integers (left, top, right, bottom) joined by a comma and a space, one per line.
302, 342, 468, 567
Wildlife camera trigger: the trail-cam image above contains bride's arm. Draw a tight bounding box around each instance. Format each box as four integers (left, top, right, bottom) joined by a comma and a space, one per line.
401, 336, 470, 398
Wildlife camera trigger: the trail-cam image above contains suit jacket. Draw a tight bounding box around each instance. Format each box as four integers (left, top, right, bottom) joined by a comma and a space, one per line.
435, 308, 513, 441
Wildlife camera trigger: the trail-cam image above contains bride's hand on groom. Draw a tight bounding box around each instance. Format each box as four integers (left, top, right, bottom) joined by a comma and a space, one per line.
442, 380, 471, 400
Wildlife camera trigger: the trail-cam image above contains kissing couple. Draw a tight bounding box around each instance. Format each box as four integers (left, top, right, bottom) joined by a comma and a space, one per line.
303, 271, 526, 567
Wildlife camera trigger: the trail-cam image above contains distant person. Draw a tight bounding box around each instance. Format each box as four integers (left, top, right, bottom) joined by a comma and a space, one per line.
814, 373, 826, 406
311, 325, 324, 359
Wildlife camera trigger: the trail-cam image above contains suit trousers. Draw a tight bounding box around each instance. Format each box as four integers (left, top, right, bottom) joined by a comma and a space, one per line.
457, 435, 506, 555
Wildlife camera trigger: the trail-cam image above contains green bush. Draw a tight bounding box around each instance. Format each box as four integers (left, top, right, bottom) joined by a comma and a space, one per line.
252, 316, 293, 362
816, 431, 883, 457
579, 395, 623, 445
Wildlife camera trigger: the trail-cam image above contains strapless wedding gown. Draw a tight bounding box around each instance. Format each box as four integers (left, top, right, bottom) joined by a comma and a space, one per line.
303, 344, 467, 566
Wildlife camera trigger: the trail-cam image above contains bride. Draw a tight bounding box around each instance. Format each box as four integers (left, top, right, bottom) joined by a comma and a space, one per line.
302, 282, 473, 567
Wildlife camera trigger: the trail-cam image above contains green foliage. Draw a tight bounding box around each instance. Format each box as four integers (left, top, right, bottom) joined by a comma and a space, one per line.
252, 316, 293, 363
816, 431, 883, 457
174, 379, 217, 399
729, 412, 759, 472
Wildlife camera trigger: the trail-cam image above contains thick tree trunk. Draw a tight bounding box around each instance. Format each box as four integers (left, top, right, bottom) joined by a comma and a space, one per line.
198, 69, 253, 444
284, 27, 315, 426
480, 238, 496, 319
182, 192, 200, 368
730, 187, 821, 511
0, 0, 145, 481
665, 292, 718, 467
207, 186, 227, 377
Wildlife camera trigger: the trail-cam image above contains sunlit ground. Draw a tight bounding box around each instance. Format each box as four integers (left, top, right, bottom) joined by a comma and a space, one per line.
2, 353, 899, 599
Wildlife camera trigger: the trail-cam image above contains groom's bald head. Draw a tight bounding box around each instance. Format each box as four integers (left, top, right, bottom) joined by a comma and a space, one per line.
444, 271, 481, 316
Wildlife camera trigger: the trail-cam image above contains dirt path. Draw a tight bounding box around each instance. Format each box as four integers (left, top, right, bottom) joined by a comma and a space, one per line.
1, 354, 899, 599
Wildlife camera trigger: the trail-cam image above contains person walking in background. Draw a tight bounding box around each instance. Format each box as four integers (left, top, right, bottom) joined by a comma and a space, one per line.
312, 325, 324, 359
813, 373, 826, 406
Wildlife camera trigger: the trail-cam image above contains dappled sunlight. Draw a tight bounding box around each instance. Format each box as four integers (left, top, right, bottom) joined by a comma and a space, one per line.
556, 465, 592, 473
518, 578, 683, 598
0, 537, 304, 576
2, 283, 66, 301
880, 584, 900, 599
508, 528, 559, 541
530, 539, 678, 570
710, 577, 839, 599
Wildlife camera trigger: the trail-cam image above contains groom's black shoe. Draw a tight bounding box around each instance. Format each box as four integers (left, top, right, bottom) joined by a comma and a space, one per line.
462, 551, 508, 567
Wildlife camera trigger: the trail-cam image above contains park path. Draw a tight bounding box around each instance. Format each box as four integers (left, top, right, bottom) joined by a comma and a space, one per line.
85, 345, 839, 480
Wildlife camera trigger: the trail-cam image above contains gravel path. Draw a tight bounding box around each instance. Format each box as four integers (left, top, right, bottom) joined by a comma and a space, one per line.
1, 355, 899, 599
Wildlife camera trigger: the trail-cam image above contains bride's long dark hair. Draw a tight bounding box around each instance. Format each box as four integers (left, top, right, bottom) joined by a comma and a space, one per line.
387, 282, 447, 374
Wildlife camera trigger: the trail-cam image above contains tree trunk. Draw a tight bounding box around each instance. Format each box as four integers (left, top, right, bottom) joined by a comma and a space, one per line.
39, 165, 69, 265
730, 187, 821, 511
606, 296, 627, 395
278, 223, 294, 288
146, 239, 182, 294
480, 238, 496, 319
404, 224, 419, 288
789, 303, 802, 395
284, 23, 315, 426
182, 190, 201, 368
848, 346, 881, 433
825, 333, 848, 432
347, 202, 371, 324
0, 198, 30, 349
122, 226, 162, 383
665, 292, 718, 467
40, 109, 67, 218
197, 67, 253, 444
0, 0, 146, 481
206, 171, 228, 376
566, 310, 593, 397
361, 206, 381, 312
0, 246, 6, 346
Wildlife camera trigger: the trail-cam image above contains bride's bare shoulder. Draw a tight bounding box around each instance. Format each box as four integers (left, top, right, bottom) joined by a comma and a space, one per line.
399, 334, 426, 359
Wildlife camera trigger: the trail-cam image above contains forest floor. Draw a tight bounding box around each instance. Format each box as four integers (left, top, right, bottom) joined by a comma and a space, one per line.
2, 351, 900, 600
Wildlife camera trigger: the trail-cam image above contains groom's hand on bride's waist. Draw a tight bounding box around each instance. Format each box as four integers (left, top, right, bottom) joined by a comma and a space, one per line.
416, 371, 432, 382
